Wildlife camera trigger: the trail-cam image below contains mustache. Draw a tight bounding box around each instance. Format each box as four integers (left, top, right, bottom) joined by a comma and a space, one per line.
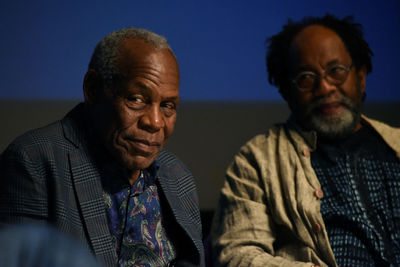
305, 92, 357, 115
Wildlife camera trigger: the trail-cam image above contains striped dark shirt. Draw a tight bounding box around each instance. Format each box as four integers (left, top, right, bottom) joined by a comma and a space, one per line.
311, 125, 400, 266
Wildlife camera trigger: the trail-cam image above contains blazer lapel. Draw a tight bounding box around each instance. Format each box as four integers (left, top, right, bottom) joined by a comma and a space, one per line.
69, 150, 117, 265
62, 104, 117, 265
156, 162, 203, 250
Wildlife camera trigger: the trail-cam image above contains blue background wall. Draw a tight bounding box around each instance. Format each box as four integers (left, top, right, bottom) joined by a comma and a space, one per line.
1, 1, 399, 212
1, 0, 399, 101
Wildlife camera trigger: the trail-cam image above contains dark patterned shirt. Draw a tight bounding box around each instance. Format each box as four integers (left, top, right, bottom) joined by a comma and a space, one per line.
311, 125, 400, 266
102, 162, 176, 267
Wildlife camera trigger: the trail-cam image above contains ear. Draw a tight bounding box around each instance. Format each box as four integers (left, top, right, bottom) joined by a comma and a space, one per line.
83, 69, 103, 105
357, 65, 367, 94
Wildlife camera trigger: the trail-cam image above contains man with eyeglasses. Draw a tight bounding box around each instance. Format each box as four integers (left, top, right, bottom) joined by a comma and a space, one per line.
211, 14, 400, 267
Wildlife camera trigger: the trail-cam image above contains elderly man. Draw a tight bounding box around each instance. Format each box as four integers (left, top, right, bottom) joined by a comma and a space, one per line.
0, 28, 205, 267
211, 14, 400, 267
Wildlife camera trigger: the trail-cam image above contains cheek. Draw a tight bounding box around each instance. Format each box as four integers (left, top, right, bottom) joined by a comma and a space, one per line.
163, 117, 177, 140
118, 109, 140, 130
104, 115, 138, 147
289, 91, 310, 113
97, 113, 119, 144
343, 72, 363, 97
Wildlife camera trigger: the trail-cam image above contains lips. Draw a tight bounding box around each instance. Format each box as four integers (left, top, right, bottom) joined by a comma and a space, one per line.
318, 102, 344, 115
128, 137, 162, 154
133, 138, 161, 147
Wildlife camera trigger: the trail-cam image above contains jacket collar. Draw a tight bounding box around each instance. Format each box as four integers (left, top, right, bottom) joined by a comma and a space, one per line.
155, 150, 203, 265
61, 103, 90, 149
362, 114, 400, 158
61, 103, 117, 264
286, 113, 400, 158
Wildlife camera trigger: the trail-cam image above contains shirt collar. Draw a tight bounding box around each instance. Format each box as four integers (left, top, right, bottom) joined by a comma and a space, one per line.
100, 157, 160, 192
148, 160, 160, 177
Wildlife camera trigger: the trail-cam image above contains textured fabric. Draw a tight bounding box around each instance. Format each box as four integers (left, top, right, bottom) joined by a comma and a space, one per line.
312, 125, 400, 266
0, 103, 205, 267
211, 115, 400, 267
104, 169, 177, 266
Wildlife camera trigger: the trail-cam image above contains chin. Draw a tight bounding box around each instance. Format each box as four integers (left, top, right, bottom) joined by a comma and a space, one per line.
308, 108, 361, 140
119, 152, 157, 171
108, 141, 159, 170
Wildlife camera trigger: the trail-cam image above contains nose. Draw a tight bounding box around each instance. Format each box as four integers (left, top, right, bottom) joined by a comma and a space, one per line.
314, 76, 337, 97
139, 105, 165, 132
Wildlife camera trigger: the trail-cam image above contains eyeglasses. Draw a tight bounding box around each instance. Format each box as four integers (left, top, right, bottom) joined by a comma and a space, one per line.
291, 63, 353, 92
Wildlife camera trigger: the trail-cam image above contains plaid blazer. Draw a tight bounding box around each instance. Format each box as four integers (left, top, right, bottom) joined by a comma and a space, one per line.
0, 104, 205, 267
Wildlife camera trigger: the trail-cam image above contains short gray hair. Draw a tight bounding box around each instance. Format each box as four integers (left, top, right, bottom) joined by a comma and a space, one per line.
88, 27, 173, 90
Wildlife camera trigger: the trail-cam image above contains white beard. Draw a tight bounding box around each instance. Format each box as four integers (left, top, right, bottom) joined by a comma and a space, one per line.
307, 105, 360, 139
301, 89, 363, 140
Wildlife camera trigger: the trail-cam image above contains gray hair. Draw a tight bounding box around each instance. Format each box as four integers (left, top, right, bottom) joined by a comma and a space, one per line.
88, 27, 173, 90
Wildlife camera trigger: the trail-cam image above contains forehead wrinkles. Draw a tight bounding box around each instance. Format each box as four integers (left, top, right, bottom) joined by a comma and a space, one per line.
118, 56, 177, 89
115, 39, 179, 92
125, 64, 166, 86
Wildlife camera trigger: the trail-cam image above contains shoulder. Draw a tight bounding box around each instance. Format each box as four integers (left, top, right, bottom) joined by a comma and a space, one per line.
0, 121, 75, 186
227, 123, 298, 183
363, 115, 400, 133
3, 120, 65, 157
362, 115, 400, 157
237, 124, 285, 158
1, 105, 87, 166
156, 149, 185, 166
0, 121, 69, 205
156, 149, 192, 177
2, 104, 86, 159
156, 149, 198, 202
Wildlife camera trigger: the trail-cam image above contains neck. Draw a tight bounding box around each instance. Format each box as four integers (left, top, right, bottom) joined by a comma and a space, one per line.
128, 169, 142, 185
354, 121, 363, 132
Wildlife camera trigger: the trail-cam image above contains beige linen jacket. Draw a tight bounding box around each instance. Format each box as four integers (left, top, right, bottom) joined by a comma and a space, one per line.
211, 115, 400, 267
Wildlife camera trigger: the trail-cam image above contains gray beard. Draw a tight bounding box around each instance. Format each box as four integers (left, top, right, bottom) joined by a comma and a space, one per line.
302, 91, 362, 140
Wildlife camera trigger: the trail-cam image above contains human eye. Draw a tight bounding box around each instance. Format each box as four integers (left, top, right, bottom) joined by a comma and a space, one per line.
295, 71, 316, 90
126, 95, 146, 109
161, 101, 177, 117
327, 65, 347, 80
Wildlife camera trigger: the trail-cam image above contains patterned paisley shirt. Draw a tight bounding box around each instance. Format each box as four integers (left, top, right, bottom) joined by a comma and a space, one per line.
311, 125, 400, 266
102, 162, 176, 267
